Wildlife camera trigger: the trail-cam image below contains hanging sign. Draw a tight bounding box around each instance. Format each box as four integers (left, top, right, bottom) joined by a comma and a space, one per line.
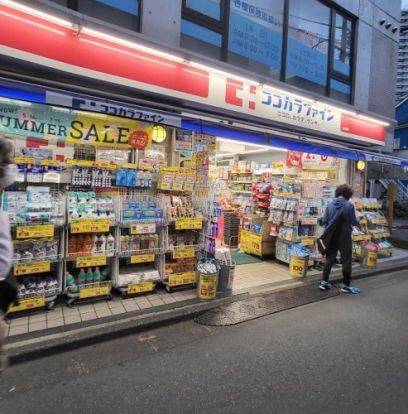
172, 247, 196, 259
168, 272, 196, 286
70, 219, 110, 233
14, 261, 51, 276
128, 281, 154, 294
174, 218, 203, 230
16, 224, 54, 239
130, 254, 155, 264
9, 295, 45, 312
79, 284, 110, 299
76, 255, 107, 268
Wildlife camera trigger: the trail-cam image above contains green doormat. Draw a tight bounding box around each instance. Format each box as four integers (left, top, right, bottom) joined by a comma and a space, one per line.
231, 251, 262, 265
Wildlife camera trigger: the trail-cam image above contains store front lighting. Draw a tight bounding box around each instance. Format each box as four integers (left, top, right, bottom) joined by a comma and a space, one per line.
152, 125, 167, 143
356, 160, 366, 171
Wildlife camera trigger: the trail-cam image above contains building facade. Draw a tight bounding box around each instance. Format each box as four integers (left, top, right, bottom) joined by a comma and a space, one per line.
397, 9, 408, 104
0, 0, 401, 154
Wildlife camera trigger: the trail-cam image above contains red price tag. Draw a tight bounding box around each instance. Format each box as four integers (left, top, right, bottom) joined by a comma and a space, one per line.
129, 131, 149, 149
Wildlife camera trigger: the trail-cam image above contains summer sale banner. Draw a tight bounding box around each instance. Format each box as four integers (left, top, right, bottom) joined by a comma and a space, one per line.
0, 99, 153, 149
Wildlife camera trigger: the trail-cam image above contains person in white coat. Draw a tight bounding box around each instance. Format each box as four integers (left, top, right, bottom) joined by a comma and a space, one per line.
0, 138, 15, 371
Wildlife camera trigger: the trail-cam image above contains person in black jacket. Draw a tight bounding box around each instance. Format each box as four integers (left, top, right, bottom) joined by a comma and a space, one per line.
319, 184, 360, 294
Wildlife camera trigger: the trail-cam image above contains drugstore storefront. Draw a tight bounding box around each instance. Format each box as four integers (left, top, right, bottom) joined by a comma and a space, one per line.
0, 1, 402, 314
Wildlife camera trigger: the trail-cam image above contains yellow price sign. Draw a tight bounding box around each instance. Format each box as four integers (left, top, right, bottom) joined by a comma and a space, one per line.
128, 281, 154, 294
301, 238, 315, 246
76, 255, 107, 268
71, 219, 110, 233
40, 159, 61, 166
16, 224, 55, 239
174, 217, 203, 230
172, 247, 195, 259
14, 157, 35, 164
120, 163, 138, 170
79, 284, 110, 299
66, 159, 95, 167
94, 161, 117, 170
240, 230, 262, 256
14, 261, 51, 276
168, 272, 196, 287
9, 295, 45, 313
130, 254, 155, 264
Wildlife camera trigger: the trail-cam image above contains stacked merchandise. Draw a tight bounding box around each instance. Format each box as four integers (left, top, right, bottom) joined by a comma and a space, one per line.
68, 191, 117, 223
252, 183, 273, 214
224, 212, 240, 248
228, 170, 253, 211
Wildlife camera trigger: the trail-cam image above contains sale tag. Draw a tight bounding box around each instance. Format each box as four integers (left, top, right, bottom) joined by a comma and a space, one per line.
9, 295, 45, 313
14, 261, 51, 276
240, 230, 262, 256
79, 284, 110, 299
130, 254, 155, 264
76, 255, 107, 268
14, 157, 35, 164
172, 247, 195, 259
71, 219, 110, 233
16, 224, 55, 239
168, 272, 196, 286
130, 223, 156, 235
128, 281, 154, 294
175, 218, 203, 230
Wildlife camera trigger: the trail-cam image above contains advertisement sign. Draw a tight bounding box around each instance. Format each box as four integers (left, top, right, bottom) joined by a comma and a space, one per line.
240, 230, 262, 256
0, 3, 387, 145
0, 99, 153, 149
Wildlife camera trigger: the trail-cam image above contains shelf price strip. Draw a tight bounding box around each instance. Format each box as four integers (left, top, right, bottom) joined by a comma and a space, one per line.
16, 224, 55, 239
168, 272, 196, 287
9, 295, 45, 313
172, 247, 195, 259
128, 281, 154, 294
76, 256, 107, 268
174, 218, 203, 230
79, 284, 110, 299
71, 219, 110, 233
14, 261, 51, 276
130, 254, 155, 264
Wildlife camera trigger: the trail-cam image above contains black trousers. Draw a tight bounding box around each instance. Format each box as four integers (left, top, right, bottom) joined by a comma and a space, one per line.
322, 231, 352, 286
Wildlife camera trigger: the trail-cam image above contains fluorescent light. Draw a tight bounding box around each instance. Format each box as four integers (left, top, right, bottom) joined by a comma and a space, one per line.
189, 61, 259, 85
0, 0, 73, 28
355, 113, 390, 127
81, 28, 185, 63
216, 137, 287, 152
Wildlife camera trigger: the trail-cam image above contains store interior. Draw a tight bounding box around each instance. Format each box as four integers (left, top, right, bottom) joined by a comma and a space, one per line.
0, 102, 397, 316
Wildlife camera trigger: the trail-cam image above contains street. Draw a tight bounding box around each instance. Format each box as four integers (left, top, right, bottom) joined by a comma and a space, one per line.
0, 269, 407, 414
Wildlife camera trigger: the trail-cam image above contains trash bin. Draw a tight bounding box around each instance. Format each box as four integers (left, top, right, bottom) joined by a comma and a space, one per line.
362, 243, 378, 268
217, 262, 235, 294
198, 271, 218, 300
289, 255, 309, 278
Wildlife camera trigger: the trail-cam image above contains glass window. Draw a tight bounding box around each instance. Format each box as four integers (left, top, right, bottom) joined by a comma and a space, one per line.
185, 0, 222, 20
330, 78, 351, 103
181, 19, 222, 59
285, 0, 330, 95
77, 0, 140, 31
227, 0, 284, 79
333, 13, 352, 77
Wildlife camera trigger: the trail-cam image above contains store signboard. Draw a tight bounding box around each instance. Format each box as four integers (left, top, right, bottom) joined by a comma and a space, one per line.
0, 98, 153, 149
0, 3, 387, 146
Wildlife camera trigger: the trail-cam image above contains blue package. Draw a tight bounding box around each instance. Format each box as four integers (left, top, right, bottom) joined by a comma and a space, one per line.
126, 170, 136, 187
116, 169, 127, 186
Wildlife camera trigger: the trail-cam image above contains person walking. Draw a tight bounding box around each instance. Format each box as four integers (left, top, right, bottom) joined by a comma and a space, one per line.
319, 184, 360, 294
0, 138, 16, 371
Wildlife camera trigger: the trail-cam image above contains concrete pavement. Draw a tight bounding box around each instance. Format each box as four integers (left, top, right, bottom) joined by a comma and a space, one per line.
0, 269, 407, 413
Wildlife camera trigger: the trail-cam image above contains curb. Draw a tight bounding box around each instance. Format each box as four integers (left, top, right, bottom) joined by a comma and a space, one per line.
6, 258, 408, 365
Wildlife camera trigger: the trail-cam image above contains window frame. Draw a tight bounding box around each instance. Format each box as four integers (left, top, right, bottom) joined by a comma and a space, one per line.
181, 0, 356, 103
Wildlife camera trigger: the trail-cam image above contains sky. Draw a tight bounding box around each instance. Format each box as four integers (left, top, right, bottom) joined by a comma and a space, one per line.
403, 0, 408, 10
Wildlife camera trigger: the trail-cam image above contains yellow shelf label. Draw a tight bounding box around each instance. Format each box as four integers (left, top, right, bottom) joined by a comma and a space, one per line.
14, 261, 51, 276
168, 272, 196, 287
120, 163, 138, 170
128, 281, 154, 294
14, 157, 35, 164
66, 159, 95, 167
9, 295, 45, 313
76, 255, 107, 268
71, 219, 110, 233
94, 161, 117, 170
79, 284, 110, 299
175, 217, 203, 230
130, 223, 156, 235
130, 254, 155, 264
16, 224, 55, 239
40, 159, 61, 166
173, 247, 196, 259
240, 230, 262, 256
301, 238, 315, 246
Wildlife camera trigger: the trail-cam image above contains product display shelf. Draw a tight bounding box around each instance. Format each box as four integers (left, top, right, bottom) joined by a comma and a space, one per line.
3, 183, 66, 315
115, 195, 166, 298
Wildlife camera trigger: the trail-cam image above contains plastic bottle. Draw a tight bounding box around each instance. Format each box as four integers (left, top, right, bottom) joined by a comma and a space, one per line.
91, 234, 99, 254
93, 267, 101, 284
86, 268, 94, 285
83, 234, 93, 254
78, 268, 86, 286
99, 234, 107, 254
68, 235, 77, 255
106, 234, 115, 257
